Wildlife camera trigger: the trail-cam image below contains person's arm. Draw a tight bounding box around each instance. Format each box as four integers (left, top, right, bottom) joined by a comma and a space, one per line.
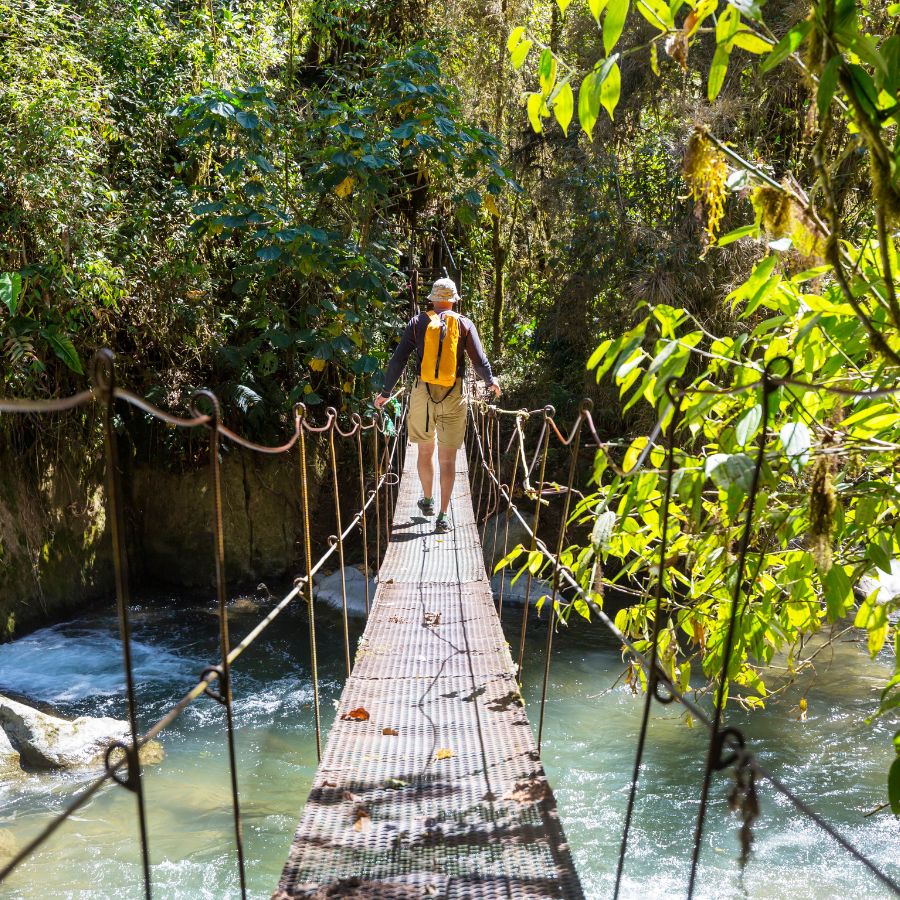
377, 318, 417, 401
464, 321, 501, 396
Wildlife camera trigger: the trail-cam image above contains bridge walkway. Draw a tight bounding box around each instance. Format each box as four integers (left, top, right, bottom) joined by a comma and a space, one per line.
273, 441, 585, 899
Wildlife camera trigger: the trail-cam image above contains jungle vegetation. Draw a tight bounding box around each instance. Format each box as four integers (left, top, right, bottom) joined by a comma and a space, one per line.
1, 0, 898, 810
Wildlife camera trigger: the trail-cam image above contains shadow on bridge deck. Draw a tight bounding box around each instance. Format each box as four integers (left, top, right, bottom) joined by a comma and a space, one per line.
273, 442, 584, 900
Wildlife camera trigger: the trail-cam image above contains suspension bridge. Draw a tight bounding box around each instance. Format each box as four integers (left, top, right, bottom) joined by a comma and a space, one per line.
0, 351, 897, 899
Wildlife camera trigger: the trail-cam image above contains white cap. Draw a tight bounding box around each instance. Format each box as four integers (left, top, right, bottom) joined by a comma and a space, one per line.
427, 277, 460, 303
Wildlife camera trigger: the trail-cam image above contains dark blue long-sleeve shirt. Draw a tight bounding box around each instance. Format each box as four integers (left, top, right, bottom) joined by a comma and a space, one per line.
379, 311, 497, 397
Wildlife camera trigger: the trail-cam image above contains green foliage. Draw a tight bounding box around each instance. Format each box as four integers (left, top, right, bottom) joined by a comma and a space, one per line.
0, 0, 510, 429
503, 0, 900, 803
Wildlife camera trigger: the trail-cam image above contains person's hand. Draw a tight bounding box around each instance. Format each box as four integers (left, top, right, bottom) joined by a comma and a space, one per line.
488, 380, 502, 399
374, 393, 389, 409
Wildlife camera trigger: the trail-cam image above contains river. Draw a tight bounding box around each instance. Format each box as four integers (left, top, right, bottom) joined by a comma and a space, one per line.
0, 590, 897, 899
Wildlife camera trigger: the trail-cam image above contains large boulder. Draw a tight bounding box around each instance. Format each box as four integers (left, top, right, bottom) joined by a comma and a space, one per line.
314, 567, 377, 619
482, 510, 532, 573
490, 572, 554, 608
0, 694, 163, 771
0, 724, 21, 778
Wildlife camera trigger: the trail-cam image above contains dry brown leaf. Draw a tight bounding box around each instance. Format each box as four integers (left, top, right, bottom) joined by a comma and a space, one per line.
504, 779, 550, 804
382, 727, 399, 736
352, 807, 372, 833
343, 791, 361, 802
342, 706, 370, 722
435, 748, 454, 761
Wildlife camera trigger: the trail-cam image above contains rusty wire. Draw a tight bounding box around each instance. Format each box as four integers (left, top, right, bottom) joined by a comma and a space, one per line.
0, 352, 409, 892
94, 351, 152, 899
468, 393, 900, 897
514, 406, 552, 684
192, 388, 247, 898
537, 401, 588, 755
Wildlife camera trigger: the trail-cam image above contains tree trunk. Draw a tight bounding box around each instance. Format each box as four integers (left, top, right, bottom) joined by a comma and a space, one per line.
491, 215, 505, 356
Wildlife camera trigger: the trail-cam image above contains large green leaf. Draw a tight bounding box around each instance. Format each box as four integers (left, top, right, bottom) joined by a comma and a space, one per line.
603, 0, 630, 54
538, 49, 558, 95
708, 44, 731, 100
553, 80, 574, 135
760, 19, 811, 73
0, 273, 21, 316
41, 329, 84, 375
600, 62, 621, 119
511, 39, 532, 70
779, 421, 810, 471
705, 452, 756, 492
527, 92, 548, 133
578, 71, 601, 137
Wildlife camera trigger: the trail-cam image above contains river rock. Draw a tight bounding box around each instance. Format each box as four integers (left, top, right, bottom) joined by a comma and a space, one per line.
0, 694, 164, 770
0, 724, 21, 777
490, 572, 554, 608
314, 567, 377, 619
0, 828, 18, 868
482, 509, 532, 572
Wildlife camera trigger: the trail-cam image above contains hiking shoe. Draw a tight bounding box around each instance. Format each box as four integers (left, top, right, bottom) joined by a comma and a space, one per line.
417, 497, 435, 516
435, 512, 453, 533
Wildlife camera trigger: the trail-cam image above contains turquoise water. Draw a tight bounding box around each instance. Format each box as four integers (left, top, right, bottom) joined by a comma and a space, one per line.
0, 592, 897, 899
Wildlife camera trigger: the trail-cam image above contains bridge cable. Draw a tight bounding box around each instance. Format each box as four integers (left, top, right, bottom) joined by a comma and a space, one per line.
468, 393, 900, 896
194, 388, 248, 899
515, 407, 553, 684
537, 401, 587, 754
94, 351, 153, 900
0, 354, 408, 892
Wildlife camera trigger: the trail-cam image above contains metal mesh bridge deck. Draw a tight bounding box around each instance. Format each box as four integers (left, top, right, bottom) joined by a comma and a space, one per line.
273, 443, 585, 899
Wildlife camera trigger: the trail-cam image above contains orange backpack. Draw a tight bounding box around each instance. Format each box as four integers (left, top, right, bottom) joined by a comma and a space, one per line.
420, 310, 462, 396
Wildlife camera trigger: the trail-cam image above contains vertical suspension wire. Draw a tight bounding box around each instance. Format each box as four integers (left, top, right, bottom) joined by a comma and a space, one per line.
487, 411, 504, 586
537, 402, 588, 753
353, 416, 371, 618
326, 409, 352, 680
613, 384, 684, 900
473, 405, 487, 525
480, 407, 497, 542
296, 406, 322, 761
92, 351, 152, 900
686, 362, 782, 898
372, 423, 382, 568
496, 416, 522, 622
516, 407, 553, 684
194, 388, 247, 900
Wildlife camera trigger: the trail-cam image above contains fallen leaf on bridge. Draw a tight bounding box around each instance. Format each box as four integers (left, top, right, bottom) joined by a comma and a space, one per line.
435, 748, 454, 760
342, 707, 370, 721
503, 779, 550, 803
382, 727, 399, 736
352, 807, 372, 833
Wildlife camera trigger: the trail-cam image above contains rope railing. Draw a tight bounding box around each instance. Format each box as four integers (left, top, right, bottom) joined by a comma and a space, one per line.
467, 374, 900, 898
0, 351, 409, 899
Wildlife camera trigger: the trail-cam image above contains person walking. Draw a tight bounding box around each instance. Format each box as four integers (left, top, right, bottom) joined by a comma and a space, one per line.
374, 277, 501, 533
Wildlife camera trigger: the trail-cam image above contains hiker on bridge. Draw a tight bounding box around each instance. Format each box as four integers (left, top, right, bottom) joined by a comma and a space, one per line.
375, 277, 501, 533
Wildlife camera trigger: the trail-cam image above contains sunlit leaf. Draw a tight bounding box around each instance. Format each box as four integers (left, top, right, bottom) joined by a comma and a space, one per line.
511, 39, 533, 69
578, 71, 601, 137
600, 62, 621, 119
553, 80, 574, 135
603, 0, 630, 54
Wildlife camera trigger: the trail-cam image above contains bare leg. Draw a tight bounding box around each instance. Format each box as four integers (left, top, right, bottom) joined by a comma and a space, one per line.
417, 440, 435, 499
438, 446, 457, 514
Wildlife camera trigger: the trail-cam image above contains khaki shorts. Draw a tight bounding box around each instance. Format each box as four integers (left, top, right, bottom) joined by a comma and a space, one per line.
408, 380, 467, 449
